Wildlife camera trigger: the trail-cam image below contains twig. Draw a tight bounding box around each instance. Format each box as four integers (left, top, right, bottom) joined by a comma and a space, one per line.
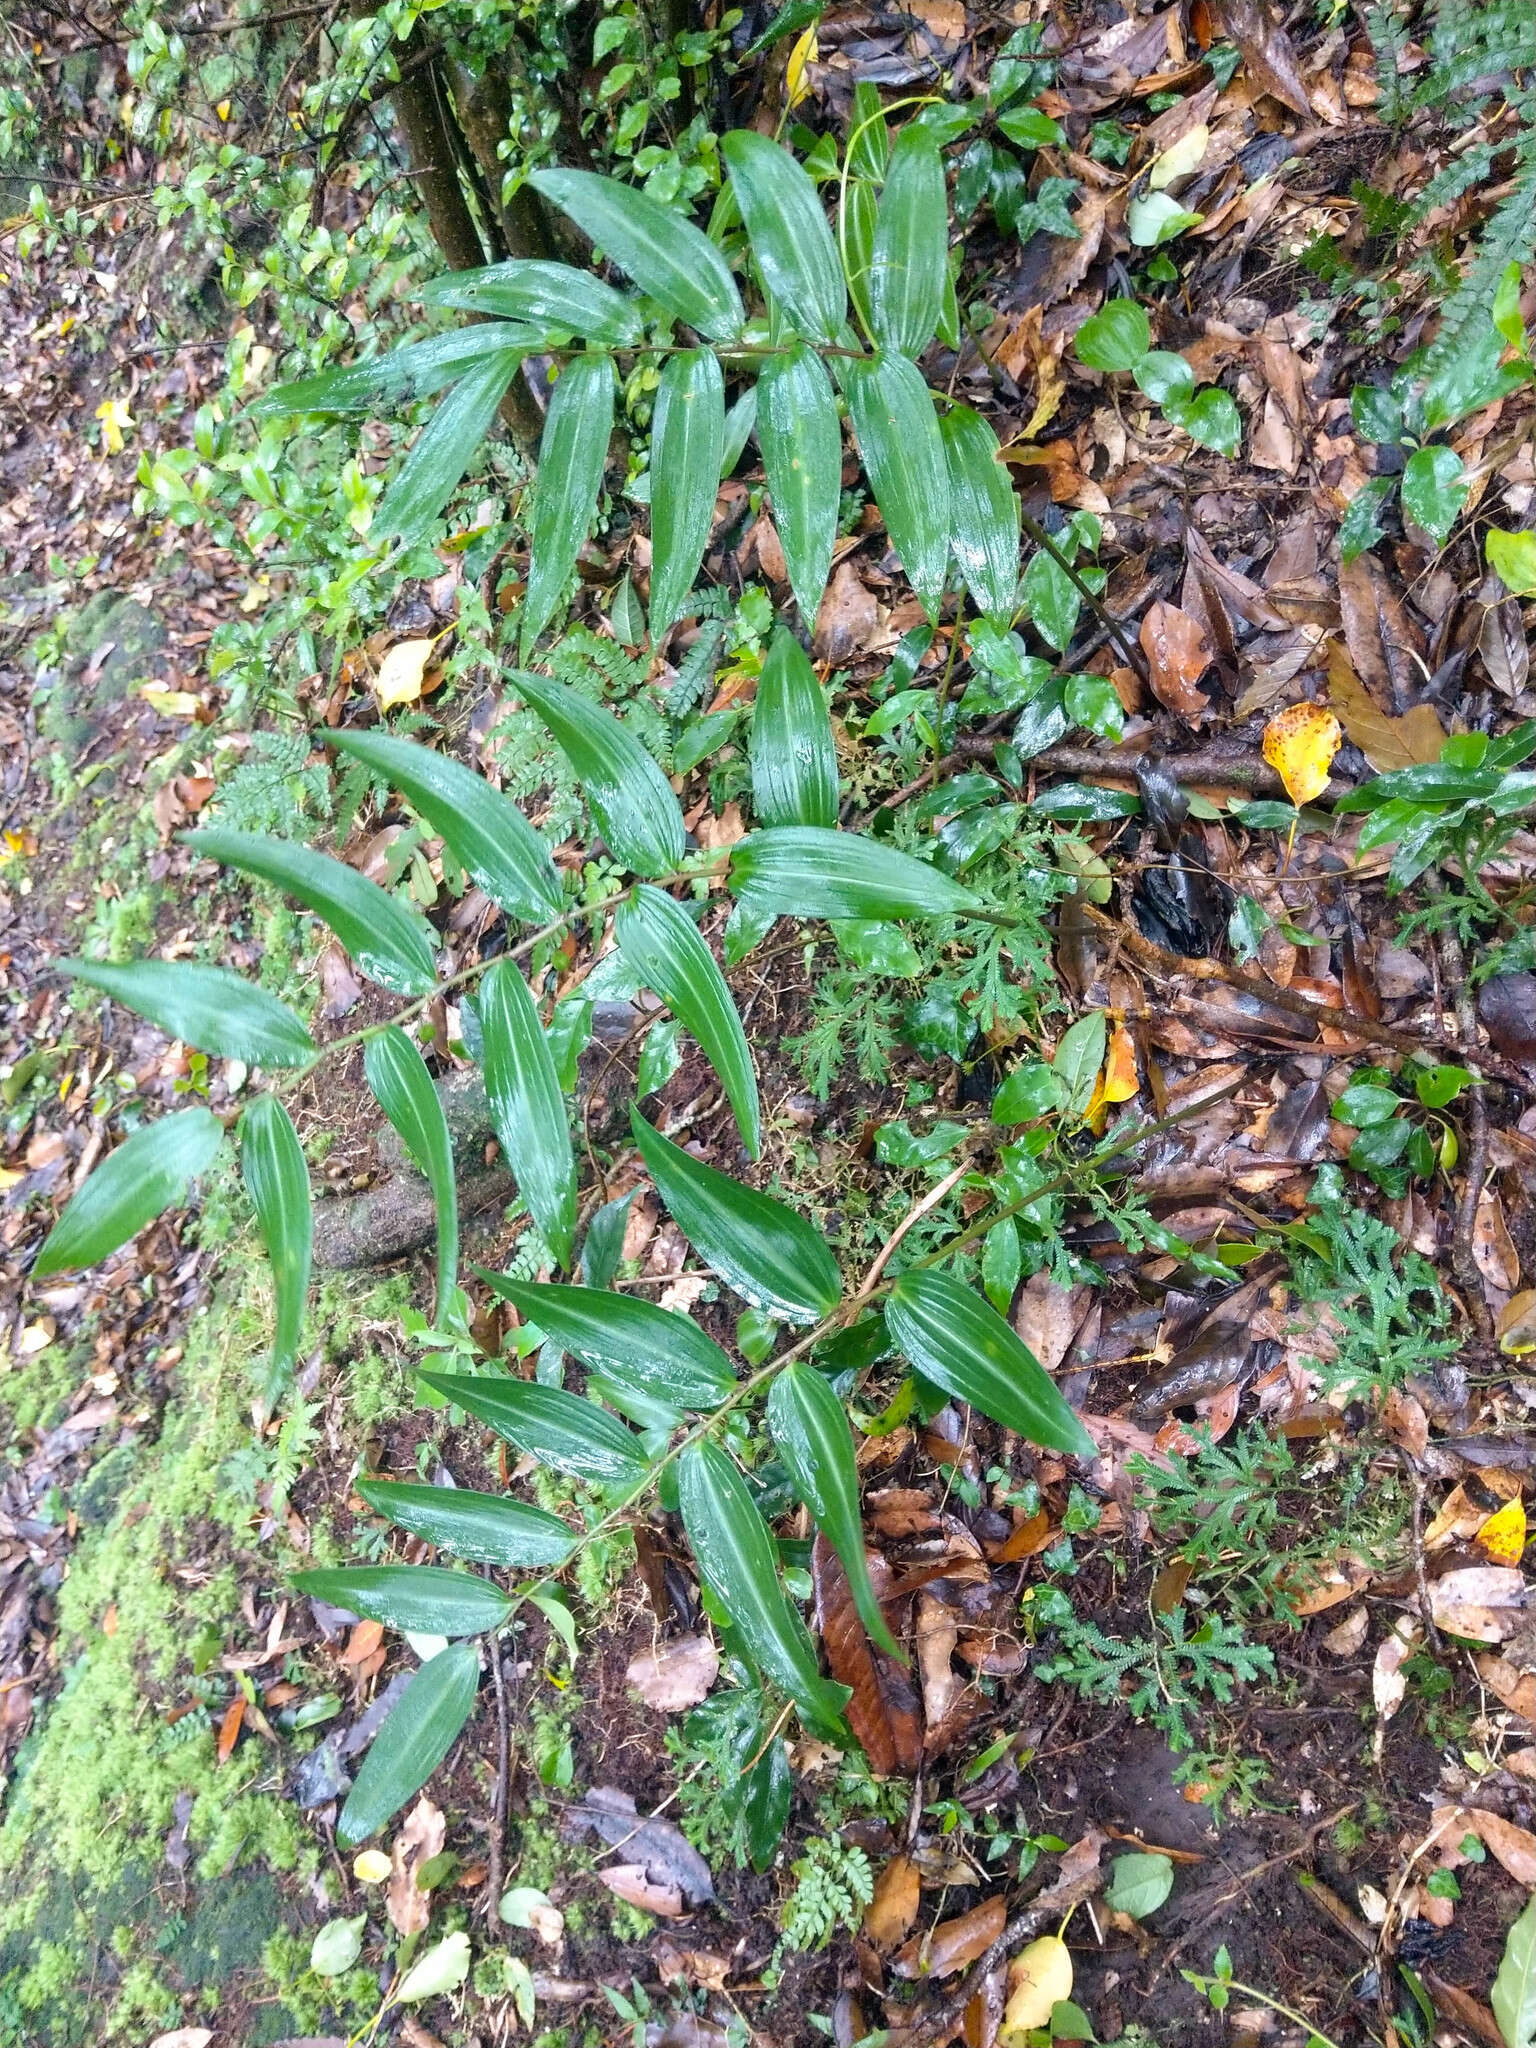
1436, 903, 1494, 1337
1398, 1446, 1442, 1654
856, 1158, 973, 1298
483, 1620, 511, 1922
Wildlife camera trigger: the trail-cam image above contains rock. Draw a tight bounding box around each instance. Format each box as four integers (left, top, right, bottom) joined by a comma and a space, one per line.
1479, 974, 1536, 1067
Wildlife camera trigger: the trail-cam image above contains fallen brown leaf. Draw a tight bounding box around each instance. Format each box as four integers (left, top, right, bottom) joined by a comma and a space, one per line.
1211, 0, 1311, 114
625, 1635, 719, 1714
388, 1795, 446, 1937
893, 1894, 1006, 1980
1325, 643, 1443, 771
599, 1863, 685, 1917
1140, 600, 1211, 720
864, 1853, 921, 1951
1430, 1566, 1530, 1642
813, 1534, 922, 1776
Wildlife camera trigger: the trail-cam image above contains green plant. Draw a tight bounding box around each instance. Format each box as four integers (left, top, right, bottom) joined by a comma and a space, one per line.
1031, 1597, 1276, 1754
1329, 1057, 1475, 1193
1072, 298, 1242, 455
776, 1835, 874, 1956
1183, 1946, 1346, 2048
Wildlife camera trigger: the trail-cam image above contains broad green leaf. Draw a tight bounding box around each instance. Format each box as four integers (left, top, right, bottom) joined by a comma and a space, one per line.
1132, 350, 1194, 405
885, 1269, 1094, 1455
1020, 545, 1081, 653
509, 666, 685, 877
377, 347, 526, 542
418, 1372, 652, 1486
1164, 387, 1241, 456
616, 885, 761, 1156
239, 1094, 311, 1396
848, 77, 889, 179
479, 958, 577, 1270
997, 107, 1064, 149
364, 1026, 458, 1319
1074, 299, 1150, 372
721, 129, 845, 345
768, 1363, 904, 1660
840, 177, 878, 335
255, 324, 543, 415
1103, 1851, 1175, 1919
32, 1106, 225, 1278
631, 1107, 842, 1324
423, 259, 644, 347
1401, 445, 1468, 545
1339, 477, 1394, 566
757, 343, 841, 625
750, 625, 839, 830
868, 124, 947, 358
842, 351, 950, 620
649, 348, 726, 637
940, 403, 1020, 623
531, 167, 744, 342
730, 827, 980, 920
396, 1930, 472, 2004
182, 828, 437, 996
992, 1060, 1062, 1122
1127, 191, 1201, 245
1053, 1010, 1107, 1117
678, 1438, 850, 1739
337, 1639, 479, 1846
1351, 382, 1404, 446
292, 1565, 513, 1635
981, 1214, 1022, 1314
58, 957, 316, 1067
637, 1012, 684, 1096
311, 1916, 365, 1977
521, 351, 616, 652
327, 728, 562, 924
1488, 528, 1536, 596
1494, 1889, 1536, 2048
477, 1275, 736, 1411
356, 1478, 575, 1568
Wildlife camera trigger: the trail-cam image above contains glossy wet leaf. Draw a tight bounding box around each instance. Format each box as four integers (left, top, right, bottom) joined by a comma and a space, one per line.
721, 129, 845, 344
1401, 444, 1468, 545
868, 123, 947, 358
531, 168, 744, 341
378, 347, 527, 542
183, 828, 438, 996
649, 348, 726, 637
1493, 1889, 1536, 2048
510, 665, 685, 876
292, 1565, 513, 1636
477, 1275, 736, 1410
364, 1026, 458, 1319
423, 259, 643, 347
843, 351, 950, 621
257, 324, 543, 415
355, 1479, 575, 1568
337, 1641, 479, 1846
521, 351, 616, 652
479, 957, 577, 1270
756, 343, 840, 624
750, 624, 839, 830
730, 827, 980, 920
32, 1106, 225, 1277
1073, 299, 1150, 372
59, 956, 316, 1068
941, 403, 1020, 623
239, 1093, 311, 1396
1261, 702, 1342, 808
1164, 387, 1241, 456
886, 1270, 1094, 1455
419, 1372, 652, 1486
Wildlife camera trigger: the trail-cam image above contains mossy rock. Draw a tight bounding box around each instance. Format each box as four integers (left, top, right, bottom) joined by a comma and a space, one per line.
37, 594, 167, 750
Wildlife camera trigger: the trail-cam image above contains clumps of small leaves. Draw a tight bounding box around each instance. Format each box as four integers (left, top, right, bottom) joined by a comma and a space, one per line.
777, 1836, 874, 1956
1131, 1426, 1302, 1615
1032, 1597, 1276, 1754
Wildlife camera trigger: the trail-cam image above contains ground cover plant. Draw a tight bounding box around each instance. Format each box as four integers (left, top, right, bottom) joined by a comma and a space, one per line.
5, 0, 1536, 2043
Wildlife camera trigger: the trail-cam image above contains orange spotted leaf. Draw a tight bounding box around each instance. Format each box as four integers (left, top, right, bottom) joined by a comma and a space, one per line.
1479, 1496, 1527, 1567
1262, 702, 1342, 808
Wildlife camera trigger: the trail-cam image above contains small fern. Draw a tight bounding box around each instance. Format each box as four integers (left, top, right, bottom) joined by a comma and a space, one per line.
778, 1837, 874, 1954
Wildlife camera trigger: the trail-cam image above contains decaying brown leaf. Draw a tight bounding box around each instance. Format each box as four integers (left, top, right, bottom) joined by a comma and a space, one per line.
892, 1894, 1006, 1980
625, 1635, 719, 1714
813, 1534, 922, 1776
1140, 600, 1211, 720
864, 1853, 921, 1951
1325, 642, 1444, 771
1429, 1567, 1530, 1642
1211, 0, 1311, 114
916, 1591, 977, 1758
388, 1796, 446, 1938
599, 1863, 685, 1917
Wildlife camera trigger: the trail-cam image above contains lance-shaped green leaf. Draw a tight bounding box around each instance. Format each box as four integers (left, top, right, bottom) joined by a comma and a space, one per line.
378, 346, 528, 542
478, 957, 576, 1270
679, 1438, 850, 1740
423, 259, 644, 347
840, 177, 878, 335
419, 1373, 652, 1487
757, 343, 841, 626
730, 827, 980, 920
338, 1640, 479, 1846
326, 728, 562, 925
615, 885, 760, 1157
630, 1108, 841, 1324
1493, 1889, 1536, 2048
182, 828, 437, 996
356, 1479, 575, 1569
239, 1094, 311, 1394
531, 167, 744, 342
721, 130, 845, 345
750, 626, 838, 830
509, 666, 685, 876
649, 348, 726, 638
292, 1565, 513, 1636
254, 324, 546, 415
768, 1363, 903, 1660
842, 351, 950, 621
522, 351, 616, 652
885, 1269, 1093, 1456
941, 403, 1020, 623
476, 1274, 736, 1411
32, 1107, 225, 1278
868, 124, 947, 359
364, 1027, 457, 1318
58, 957, 316, 1067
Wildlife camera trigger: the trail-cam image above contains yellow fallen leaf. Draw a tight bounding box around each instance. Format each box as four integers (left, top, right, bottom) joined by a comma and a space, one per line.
1478, 1495, 1526, 1567
1149, 123, 1210, 190
96, 397, 134, 455
786, 25, 818, 108
1000, 1935, 1074, 2042
0, 1165, 24, 1191
141, 686, 200, 716
216, 98, 231, 122
353, 1849, 392, 1883
1085, 1018, 1140, 1128
374, 637, 438, 711
1262, 701, 1342, 808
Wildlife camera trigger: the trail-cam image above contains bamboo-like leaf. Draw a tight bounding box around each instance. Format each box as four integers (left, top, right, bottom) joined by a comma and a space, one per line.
649, 348, 726, 638
678, 1438, 850, 1739
531, 167, 744, 342
768, 1363, 904, 1659
423, 259, 644, 347
868, 125, 947, 359
509, 666, 685, 876
239, 1093, 311, 1396
364, 1027, 457, 1318
522, 351, 616, 652
337, 1641, 479, 1847
756, 343, 841, 626
478, 957, 577, 1270
885, 1270, 1093, 1455
720, 130, 845, 345
476, 1274, 736, 1411
58, 957, 316, 1067
1494, 1889, 1536, 2048
630, 1107, 841, 1324
326, 728, 563, 925
730, 827, 980, 920
615, 885, 760, 1156
355, 1479, 575, 1568
32, 1107, 225, 1278
418, 1372, 652, 1486
941, 403, 1020, 623
292, 1564, 513, 1635
840, 178, 878, 336
182, 828, 438, 996
750, 625, 839, 830
842, 351, 950, 621
378, 347, 527, 542
254, 325, 544, 415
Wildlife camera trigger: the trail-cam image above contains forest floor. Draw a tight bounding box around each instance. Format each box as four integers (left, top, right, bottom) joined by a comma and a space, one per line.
3, 5, 1536, 2048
